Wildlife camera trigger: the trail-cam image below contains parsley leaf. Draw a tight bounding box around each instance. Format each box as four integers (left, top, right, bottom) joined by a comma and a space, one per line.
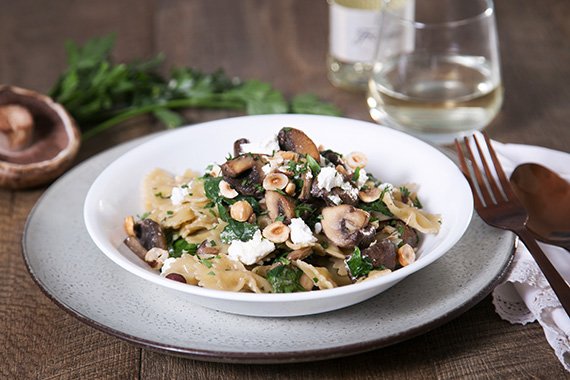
346, 247, 373, 279
50, 35, 342, 139
203, 176, 222, 202
306, 154, 321, 176
220, 220, 259, 243
267, 265, 306, 293
169, 237, 198, 258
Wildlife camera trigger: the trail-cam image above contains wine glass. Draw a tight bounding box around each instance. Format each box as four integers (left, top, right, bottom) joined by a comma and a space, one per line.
367, 0, 503, 144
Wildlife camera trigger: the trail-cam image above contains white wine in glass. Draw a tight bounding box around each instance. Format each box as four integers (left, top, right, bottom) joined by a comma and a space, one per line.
368, 0, 503, 144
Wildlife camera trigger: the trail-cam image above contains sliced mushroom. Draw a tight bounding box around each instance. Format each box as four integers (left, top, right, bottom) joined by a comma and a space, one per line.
358, 224, 377, 248
298, 171, 313, 201
124, 235, 148, 260
321, 205, 370, 248
287, 246, 313, 261
379, 220, 420, 248
222, 157, 266, 197
361, 239, 397, 270
0, 86, 80, 189
277, 127, 320, 161
165, 273, 187, 283
134, 219, 168, 251
359, 186, 381, 203
233, 138, 249, 157
221, 154, 256, 177
320, 149, 344, 166
196, 240, 220, 257
265, 190, 296, 223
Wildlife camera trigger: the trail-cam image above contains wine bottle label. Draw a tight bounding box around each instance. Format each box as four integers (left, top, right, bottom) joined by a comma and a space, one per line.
329, 3, 380, 63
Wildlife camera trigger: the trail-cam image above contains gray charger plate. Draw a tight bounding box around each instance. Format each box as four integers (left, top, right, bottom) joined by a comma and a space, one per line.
22, 134, 514, 364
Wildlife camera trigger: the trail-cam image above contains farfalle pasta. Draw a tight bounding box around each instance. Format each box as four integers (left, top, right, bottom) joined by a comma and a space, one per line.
123, 127, 441, 293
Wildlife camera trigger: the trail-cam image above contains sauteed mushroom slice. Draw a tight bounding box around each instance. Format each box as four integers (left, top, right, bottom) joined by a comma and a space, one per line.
134, 219, 168, 251
277, 127, 320, 161
221, 154, 266, 197
379, 220, 420, 248
233, 138, 249, 157
221, 154, 256, 177
321, 205, 370, 248
298, 171, 313, 201
265, 190, 296, 223
361, 239, 397, 270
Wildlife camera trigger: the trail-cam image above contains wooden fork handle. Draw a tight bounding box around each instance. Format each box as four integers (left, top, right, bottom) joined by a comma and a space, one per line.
517, 228, 570, 317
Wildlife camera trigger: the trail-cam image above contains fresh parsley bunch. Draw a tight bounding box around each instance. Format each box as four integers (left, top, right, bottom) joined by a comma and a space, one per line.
50, 35, 341, 139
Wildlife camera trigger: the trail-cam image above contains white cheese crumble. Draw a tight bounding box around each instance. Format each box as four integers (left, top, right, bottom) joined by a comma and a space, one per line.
314, 222, 322, 234
227, 230, 275, 265
170, 186, 190, 206
316, 167, 344, 191
160, 257, 177, 275
289, 218, 318, 245
240, 135, 280, 155
261, 163, 272, 175
355, 168, 368, 189
379, 182, 393, 192
328, 194, 342, 205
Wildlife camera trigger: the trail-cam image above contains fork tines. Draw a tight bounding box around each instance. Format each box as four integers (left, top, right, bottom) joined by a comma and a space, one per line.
454, 132, 518, 208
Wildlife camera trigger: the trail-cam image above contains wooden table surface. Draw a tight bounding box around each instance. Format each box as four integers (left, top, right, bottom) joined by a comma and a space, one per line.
1, 1, 569, 378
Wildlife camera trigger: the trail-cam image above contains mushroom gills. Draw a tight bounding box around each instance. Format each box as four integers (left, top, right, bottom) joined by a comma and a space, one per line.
321, 205, 371, 248
265, 190, 296, 223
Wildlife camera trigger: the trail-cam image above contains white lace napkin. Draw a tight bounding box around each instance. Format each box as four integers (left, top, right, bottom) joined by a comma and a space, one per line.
480, 136, 570, 371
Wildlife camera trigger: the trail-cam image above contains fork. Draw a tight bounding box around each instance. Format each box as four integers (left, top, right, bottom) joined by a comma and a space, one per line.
455, 132, 570, 316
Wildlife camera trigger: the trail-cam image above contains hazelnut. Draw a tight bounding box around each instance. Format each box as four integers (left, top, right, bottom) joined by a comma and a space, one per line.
144, 247, 169, 269
230, 200, 254, 222
345, 151, 368, 169
263, 172, 289, 191
262, 221, 290, 243
124, 216, 136, 236
219, 180, 238, 198
397, 244, 416, 267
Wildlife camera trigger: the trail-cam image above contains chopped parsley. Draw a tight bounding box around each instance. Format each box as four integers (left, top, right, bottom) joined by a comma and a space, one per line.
200, 258, 213, 268
203, 176, 223, 203
220, 220, 258, 243
413, 196, 423, 209
154, 192, 170, 199
169, 237, 198, 258
352, 167, 361, 182
346, 247, 373, 279
166, 210, 174, 216
137, 211, 150, 220
266, 265, 306, 293
306, 154, 321, 175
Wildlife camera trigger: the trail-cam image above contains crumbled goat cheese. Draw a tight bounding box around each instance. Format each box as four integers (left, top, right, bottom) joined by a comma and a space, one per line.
160, 257, 177, 275
289, 218, 318, 245
316, 167, 344, 191
328, 194, 342, 205
379, 182, 393, 192
171, 186, 190, 206
240, 135, 280, 155
227, 230, 275, 265
355, 168, 368, 189
314, 222, 322, 234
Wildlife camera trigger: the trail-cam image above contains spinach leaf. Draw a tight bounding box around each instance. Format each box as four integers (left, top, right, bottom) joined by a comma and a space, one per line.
267, 265, 306, 293
345, 247, 373, 279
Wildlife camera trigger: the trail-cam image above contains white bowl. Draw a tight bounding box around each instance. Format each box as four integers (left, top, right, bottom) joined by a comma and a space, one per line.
84, 114, 473, 317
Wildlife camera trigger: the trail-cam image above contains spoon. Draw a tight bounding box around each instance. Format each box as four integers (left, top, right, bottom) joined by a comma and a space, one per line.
510, 163, 570, 250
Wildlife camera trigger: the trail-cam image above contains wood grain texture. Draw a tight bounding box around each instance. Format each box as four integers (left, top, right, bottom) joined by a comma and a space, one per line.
0, 0, 569, 378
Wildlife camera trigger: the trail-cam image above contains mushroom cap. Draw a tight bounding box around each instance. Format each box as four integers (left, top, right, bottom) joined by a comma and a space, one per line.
277, 127, 320, 161
0, 85, 80, 189
321, 205, 370, 248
